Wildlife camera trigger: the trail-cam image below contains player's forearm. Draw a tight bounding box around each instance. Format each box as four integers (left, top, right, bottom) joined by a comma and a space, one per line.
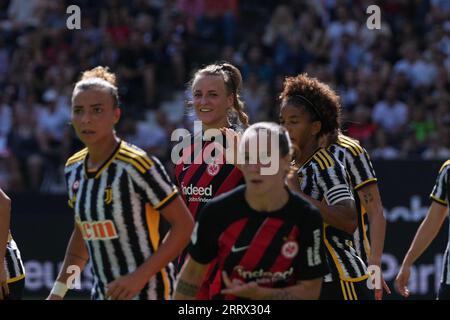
56, 227, 89, 284
254, 278, 322, 300
173, 258, 208, 300
307, 196, 357, 234
358, 184, 386, 265
402, 202, 447, 267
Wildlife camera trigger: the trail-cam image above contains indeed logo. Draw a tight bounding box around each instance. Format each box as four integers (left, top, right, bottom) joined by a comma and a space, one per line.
182, 184, 213, 197
234, 266, 294, 283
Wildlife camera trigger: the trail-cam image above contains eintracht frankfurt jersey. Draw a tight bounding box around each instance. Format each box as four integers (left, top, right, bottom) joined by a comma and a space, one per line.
65, 141, 178, 300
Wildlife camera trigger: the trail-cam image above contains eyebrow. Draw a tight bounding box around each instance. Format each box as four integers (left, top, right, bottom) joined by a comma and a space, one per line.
73, 103, 103, 108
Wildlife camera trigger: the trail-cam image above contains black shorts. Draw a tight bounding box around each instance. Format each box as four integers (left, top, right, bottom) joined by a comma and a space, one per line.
438, 282, 450, 300
320, 278, 373, 300
4, 278, 25, 300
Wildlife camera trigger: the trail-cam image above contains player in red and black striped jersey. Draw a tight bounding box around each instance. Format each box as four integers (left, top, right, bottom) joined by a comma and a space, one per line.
1, 189, 25, 300
47, 66, 193, 300
396, 159, 450, 300
280, 74, 372, 300
174, 123, 328, 300
174, 63, 249, 298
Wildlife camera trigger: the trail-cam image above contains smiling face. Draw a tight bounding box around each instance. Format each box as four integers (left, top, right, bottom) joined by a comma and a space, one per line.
192, 74, 233, 129
71, 88, 121, 147
279, 102, 320, 151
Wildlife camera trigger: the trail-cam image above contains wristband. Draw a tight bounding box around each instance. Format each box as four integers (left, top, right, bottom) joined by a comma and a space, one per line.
50, 281, 68, 298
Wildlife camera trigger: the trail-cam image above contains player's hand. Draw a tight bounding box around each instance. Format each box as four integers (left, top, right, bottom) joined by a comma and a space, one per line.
106, 270, 148, 300
221, 271, 260, 299
286, 166, 302, 193
0, 265, 9, 300
46, 294, 63, 300
395, 265, 411, 298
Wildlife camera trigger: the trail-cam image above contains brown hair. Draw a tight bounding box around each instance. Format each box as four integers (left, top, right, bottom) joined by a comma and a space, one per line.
73, 66, 120, 107
279, 73, 341, 137
190, 63, 249, 127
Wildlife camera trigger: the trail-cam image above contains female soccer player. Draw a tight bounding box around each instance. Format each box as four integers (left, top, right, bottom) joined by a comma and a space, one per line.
0, 188, 25, 300
323, 132, 390, 299
174, 122, 329, 300
47, 66, 194, 300
279, 74, 371, 300
396, 159, 450, 300
174, 63, 249, 298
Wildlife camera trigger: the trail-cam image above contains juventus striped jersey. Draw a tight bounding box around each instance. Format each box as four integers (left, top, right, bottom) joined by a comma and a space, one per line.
65, 140, 178, 300
430, 159, 450, 285
4, 232, 25, 283
297, 148, 368, 282
189, 185, 329, 299
328, 134, 378, 265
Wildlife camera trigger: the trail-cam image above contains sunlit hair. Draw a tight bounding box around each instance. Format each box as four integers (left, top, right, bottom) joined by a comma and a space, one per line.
72, 66, 120, 107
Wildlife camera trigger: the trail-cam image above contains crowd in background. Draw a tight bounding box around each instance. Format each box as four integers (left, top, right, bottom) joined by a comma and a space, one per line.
0, 0, 449, 192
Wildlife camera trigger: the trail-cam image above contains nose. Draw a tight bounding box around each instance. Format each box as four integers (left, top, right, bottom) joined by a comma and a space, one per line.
81, 111, 91, 124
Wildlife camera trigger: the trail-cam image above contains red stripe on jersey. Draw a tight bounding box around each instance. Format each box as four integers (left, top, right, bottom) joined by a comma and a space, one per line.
223, 219, 283, 300
216, 218, 249, 300
214, 166, 243, 195
269, 226, 300, 273
235, 218, 284, 271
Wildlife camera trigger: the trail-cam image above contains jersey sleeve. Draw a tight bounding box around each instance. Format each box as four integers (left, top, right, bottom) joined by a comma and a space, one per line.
188, 201, 219, 264
132, 155, 179, 210
315, 156, 354, 205
430, 160, 449, 206
295, 208, 329, 280
344, 146, 378, 190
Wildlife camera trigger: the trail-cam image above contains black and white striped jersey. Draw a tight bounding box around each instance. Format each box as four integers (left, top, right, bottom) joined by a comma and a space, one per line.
4, 232, 25, 283
430, 159, 450, 285
297, 148, 368, 282
65, 141, 178, 300
328, 134, 378, 265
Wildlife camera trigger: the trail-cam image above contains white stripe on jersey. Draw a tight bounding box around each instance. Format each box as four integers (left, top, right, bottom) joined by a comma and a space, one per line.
126, 174, 157, 299
353, 228, 363, 258
112, 164, 137, 273
3, 258, 9, 278
331, 236, 350, 277
97, 171, 121, 280
85, 179, 109, 289
324, 184, 354, 205
150, 157, 174, 196
445, 244, 450, 285
125, 164, 161, 207
345, 152, 363, 186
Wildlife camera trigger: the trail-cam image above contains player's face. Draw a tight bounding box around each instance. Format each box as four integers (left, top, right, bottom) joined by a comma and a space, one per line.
279, 103, 317, 151
192, 74, 233, 129
71, 88, 120, 146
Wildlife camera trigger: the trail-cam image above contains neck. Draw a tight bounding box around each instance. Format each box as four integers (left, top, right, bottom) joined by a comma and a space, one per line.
203, 119, 231, 131
86, 134, 120, 168
245, 185, 289, 212
296, 138, 320, 167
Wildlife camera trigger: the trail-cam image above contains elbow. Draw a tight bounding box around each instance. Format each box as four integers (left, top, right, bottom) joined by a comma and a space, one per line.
0, 194, 11, 213
346, 219, 357, 234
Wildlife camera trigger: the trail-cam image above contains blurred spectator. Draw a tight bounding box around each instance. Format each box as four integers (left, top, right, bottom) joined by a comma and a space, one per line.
372, 86, 409, 135
372, 131, 400, 160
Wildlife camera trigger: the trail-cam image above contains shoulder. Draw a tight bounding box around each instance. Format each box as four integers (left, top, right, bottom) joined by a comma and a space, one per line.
65, 148, 88, 168
438, 159, 450, 174
310, 148, 340, 171
115, 141, 155, 174
333, 134, 365, 157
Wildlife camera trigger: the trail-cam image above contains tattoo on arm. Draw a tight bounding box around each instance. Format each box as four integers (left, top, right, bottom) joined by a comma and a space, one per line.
363, 192, 374, 205
176, 280, 200, 297
264, 289, 298, 300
